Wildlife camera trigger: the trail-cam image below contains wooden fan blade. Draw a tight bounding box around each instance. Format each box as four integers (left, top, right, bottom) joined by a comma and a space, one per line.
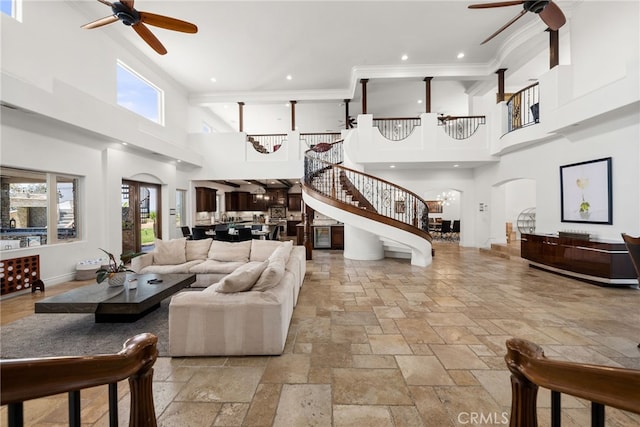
139, 12, 198, 33
81, 15, 118, 29
480, 9, 527, 44
132, 23, 167, 55
468, 1, 523, 9
539, 1, 566, 30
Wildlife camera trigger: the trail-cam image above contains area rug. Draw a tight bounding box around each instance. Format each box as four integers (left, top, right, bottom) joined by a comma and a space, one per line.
1, 300, 171, 359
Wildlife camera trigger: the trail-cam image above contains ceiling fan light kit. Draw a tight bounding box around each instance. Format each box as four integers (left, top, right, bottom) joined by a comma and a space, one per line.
468, 0, 566, 44
82, 0, 198, 55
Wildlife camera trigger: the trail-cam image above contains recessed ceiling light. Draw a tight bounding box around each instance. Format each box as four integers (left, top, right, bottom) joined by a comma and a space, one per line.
453, 164, 460, 168
286, 75, 292, 80
177, 159, 182, 163
390, 165, 396, 168
121, 142, 128, 146
210, 77, 217, 83
457, 52, 465, 59
417, 99, 423, 104
401, 54, 408, 61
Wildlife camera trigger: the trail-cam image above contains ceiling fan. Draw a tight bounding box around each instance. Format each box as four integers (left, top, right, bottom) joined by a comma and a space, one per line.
468, 1, 566, 44
81, 0, 198, 55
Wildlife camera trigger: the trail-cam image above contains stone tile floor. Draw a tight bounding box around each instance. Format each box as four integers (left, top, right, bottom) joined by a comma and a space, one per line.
2, 243, 639, 426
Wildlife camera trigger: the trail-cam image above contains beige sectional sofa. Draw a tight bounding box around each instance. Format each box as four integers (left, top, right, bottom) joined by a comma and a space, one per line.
132, 237, 306, 356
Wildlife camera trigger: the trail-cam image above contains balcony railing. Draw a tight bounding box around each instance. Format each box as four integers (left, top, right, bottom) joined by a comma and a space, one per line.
372, 117, 421, 141
506, 338, 640, 427
247, 134, 287, 154
300, 132, 342, 148
1, 333, 158, 427
506, 82, 539, 133
438, 115, 486, 140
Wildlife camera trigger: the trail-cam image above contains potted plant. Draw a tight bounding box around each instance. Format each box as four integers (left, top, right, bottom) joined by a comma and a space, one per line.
96, 248, 144, 287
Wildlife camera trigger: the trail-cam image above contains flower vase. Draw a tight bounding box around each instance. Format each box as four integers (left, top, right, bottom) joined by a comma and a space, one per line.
108, 272, 127, 287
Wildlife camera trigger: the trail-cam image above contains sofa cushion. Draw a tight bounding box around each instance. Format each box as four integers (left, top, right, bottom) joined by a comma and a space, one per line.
189, 259, 245, 274
268, 240, 293, 263
252, 258, 286, 292
140, 260, 203, 275
250, 239, 288, 262
208, 240, 251, 263
153, 238, 187, 265
215, 260, 269, 293
186, 238, 213, 261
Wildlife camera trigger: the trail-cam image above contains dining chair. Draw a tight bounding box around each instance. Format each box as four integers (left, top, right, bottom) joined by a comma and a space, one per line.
268, 226, 279, 241
237, 227, 253, 242
181, 226, 192, 240
215, 229, 231, 241
451, 220, 460, 240
620, 233, 640, 348
251, 224, 262, 231
440, 220, 452, 241
214, 224, 229, 232
191, 228, 208, 240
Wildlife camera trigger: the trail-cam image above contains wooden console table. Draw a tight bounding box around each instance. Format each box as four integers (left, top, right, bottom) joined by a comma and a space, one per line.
520, 233, 638, 287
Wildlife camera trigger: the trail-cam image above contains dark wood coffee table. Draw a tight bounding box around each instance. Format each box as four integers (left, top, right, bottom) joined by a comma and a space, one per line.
35, 273, 196, 322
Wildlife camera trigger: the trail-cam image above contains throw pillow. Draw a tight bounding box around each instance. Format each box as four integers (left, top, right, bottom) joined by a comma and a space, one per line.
268, 240, 293, 263
208, 240, 251, 262
215, 260, 269, 293
186, 238, 213, 261
153, 238, 187, 265
250, 239, 287, 262
252, 259, 286, 292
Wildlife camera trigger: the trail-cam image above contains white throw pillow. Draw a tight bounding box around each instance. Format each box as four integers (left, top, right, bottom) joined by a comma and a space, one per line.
208, 240, 251, 262
268, 240, 293, 263
249, 239, 284, 262
186, 238, 212, 261
153, 238, 186, 265
252, 259, 286, 292
215, 260, 269, 293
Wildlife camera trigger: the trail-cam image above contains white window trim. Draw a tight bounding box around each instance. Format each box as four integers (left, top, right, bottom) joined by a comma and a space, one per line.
116, 60, 165, 125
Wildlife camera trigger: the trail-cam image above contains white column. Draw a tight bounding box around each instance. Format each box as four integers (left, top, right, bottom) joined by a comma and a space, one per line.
343, 224, 384, 261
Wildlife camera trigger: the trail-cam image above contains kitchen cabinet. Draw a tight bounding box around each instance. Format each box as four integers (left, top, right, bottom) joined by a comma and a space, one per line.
224, 191, 250, 211
331, 226, 344, 249
266, 189, 288, 207
288, 193, 302, 211
195, 187, 217, 212
286, 220, 299, 236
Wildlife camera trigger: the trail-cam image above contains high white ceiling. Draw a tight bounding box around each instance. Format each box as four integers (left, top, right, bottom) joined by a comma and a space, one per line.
76, 0, 576, 132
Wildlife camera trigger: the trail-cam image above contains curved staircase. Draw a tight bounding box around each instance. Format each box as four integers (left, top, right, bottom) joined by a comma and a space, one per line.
301, 141, 433, 267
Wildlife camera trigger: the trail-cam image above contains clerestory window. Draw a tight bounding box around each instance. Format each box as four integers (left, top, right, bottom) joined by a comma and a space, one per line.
116, 60, 164, 125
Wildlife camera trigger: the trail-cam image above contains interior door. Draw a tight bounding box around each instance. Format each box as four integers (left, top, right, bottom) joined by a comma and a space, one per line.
122, 180, 161, 254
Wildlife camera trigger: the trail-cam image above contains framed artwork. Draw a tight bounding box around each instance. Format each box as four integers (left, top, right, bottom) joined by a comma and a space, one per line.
269, 206, 286, 219
426, 201, 443, 214
560, 157, 612, 224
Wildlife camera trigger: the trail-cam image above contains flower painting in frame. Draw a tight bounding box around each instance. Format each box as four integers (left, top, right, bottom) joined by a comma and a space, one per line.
560, 157, 612, 224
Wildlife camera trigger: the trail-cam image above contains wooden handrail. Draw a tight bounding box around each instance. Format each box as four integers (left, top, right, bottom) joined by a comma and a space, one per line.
505, 338, 640, 426
1, 333, 158, 426
505, 82, 539, 105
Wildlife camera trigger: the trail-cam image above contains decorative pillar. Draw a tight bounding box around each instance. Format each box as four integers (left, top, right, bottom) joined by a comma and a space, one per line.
238, 102, 245, 132
549, 29, 559, 69
360, 79, 369, 114
423, 77, 433, 113
496, 68, 507, 103
290, 100, 297, 131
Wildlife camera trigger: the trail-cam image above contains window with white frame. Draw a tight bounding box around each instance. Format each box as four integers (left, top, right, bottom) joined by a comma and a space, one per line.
116, 61, 164, 125
175, 189, 187, 227
0, 167, 80, 250
1, 0, 21, 20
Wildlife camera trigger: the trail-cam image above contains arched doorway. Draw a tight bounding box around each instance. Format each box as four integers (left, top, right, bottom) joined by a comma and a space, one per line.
122, 180, 162, 254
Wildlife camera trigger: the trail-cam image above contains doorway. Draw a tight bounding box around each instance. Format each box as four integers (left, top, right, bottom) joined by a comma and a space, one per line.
122, 180, 161, 254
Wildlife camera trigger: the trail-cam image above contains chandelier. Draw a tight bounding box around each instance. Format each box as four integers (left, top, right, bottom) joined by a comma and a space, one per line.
253, 185, 268, 199
437, 191, 456, 206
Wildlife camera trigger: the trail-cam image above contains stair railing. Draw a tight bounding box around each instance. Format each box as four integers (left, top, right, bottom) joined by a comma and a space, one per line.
372, 117, 421, 141
506, 338, 640, 427
1, 333, 159, 427
247, 134, 287, 153
304, 141, 431, 241
506, 82, 539, 133
300, 132, 342, 148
